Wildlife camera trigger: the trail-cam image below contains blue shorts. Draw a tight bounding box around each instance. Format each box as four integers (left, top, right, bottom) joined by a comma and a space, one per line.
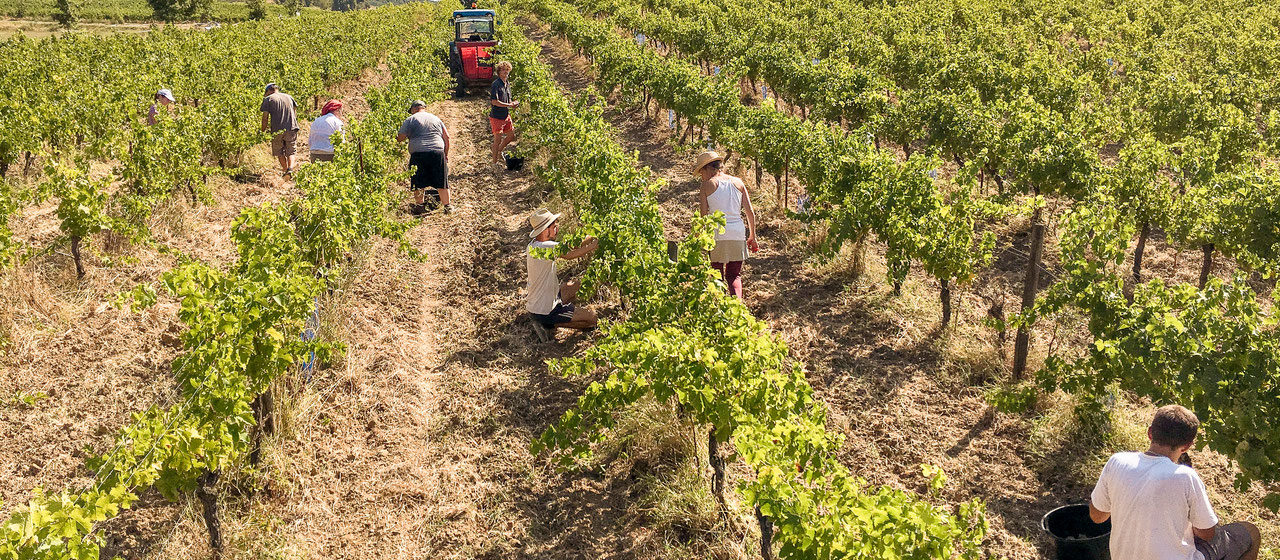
530, 302, 574, 328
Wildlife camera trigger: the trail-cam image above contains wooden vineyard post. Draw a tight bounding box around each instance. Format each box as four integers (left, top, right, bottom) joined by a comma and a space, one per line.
1013, 199, 1044, 379
357, 137, 366, 174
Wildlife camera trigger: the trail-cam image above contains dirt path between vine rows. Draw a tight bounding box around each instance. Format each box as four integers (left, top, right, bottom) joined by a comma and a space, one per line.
523, 20, 1280, 560
128, 88, 666, 558
0, 57, 420, 556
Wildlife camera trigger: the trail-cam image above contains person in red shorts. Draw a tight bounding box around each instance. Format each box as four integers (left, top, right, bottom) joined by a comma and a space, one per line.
489, 61, 518, 171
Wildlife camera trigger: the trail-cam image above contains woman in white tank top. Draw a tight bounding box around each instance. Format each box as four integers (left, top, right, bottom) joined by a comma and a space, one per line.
693, 151, 757, 299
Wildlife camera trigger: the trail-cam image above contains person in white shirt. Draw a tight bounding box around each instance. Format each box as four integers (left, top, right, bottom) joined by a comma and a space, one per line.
1089, 405, 1261, 560
693, 150, 757, 300
525, 208, 598, 331
309, 99, 345, 163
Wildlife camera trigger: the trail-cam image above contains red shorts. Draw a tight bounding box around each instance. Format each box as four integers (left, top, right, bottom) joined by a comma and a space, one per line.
489, 116, 514, 135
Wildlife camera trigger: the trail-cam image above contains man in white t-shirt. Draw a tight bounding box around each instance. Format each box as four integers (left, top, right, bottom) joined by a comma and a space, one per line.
1089, 405, 1261, 560
526, 208, 598, 330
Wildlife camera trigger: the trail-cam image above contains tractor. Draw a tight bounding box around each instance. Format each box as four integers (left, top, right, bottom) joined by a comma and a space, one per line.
448, 9, 498, 96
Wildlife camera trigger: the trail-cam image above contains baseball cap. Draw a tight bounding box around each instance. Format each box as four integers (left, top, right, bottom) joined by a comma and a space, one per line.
156, 89, 175, 102
264, 83, 278, 95
409, 99, 427, 113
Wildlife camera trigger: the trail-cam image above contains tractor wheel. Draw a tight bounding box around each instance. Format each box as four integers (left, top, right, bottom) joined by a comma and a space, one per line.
449, 74, 466, 98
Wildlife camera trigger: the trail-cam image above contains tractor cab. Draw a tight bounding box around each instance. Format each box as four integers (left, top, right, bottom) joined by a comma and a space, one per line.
448, 9, 499, 94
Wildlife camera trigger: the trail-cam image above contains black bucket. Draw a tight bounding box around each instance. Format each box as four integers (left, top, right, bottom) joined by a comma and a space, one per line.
504, 153, 525, 171
1042, 504, 1111, 560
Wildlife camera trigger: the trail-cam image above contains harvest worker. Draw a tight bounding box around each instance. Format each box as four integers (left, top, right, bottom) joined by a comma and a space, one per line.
694, 151, 757, 299
147, 89, 174, 126
396, 99, 451, 215
1089, 405, 1261, 560
526, 208, 598, 331
308, 99, 345, 163
260, 83, 300, 178
489, 61, 518, 170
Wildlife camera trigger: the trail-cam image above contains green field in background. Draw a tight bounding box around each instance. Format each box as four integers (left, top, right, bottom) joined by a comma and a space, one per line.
0, 0, 319, 22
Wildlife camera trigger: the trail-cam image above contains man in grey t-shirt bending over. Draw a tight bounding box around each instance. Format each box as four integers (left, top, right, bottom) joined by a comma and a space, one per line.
1089, 405, 1261, 560
260, 83, 299, 178
397, 100, 452, 214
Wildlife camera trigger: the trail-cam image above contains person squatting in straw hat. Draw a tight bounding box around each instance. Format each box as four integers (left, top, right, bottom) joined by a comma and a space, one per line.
397, 99, 452, 215
148, 89, 175, 126
261, 82, 300, 178
308, 100, 346, 163
693, 151, 757, 299
526, 209, 599, 330
1089, 405, 1262, 560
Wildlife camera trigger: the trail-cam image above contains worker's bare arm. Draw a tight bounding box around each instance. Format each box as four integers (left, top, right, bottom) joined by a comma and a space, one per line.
560, 236, 599, 260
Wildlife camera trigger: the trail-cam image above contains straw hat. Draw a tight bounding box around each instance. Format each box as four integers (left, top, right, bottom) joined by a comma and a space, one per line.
528, 208, 562, 238
691, 150, 723, 175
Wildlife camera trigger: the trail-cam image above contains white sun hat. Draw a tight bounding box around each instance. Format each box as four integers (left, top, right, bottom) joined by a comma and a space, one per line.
528, 208, 562, 239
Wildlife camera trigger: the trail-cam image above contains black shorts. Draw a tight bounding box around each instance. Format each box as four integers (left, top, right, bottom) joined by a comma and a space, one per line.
409, 150, 447, 191
530, 302, 575, 328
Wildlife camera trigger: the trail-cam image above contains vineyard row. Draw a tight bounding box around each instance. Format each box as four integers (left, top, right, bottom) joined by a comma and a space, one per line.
522, 0, 1280, 514
498, 9, 989, 560
0, 4, 456, 557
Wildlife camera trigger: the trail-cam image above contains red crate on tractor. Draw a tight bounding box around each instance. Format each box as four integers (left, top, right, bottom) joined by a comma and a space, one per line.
448, 9, 499, 96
